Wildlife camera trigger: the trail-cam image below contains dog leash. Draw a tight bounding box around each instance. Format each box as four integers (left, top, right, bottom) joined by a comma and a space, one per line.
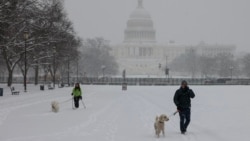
60, 98, 73, 104
169, 111, 179, 118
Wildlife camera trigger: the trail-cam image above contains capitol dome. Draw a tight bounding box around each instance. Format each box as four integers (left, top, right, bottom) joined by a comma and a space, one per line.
129, 6, 151, 19
124, 0, 156, 43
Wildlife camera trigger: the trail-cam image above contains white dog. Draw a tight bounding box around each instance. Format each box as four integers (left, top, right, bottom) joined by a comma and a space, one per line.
154, 114, 169, 138
51, 101, 59, 113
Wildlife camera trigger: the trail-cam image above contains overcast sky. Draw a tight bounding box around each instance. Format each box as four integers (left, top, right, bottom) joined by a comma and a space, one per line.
64, 0, 250, 52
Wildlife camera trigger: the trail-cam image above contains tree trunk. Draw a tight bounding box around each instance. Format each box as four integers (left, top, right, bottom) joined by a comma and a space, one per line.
34, 66, 39, 85
7, 70, 13, 87
2, 49, 22, 87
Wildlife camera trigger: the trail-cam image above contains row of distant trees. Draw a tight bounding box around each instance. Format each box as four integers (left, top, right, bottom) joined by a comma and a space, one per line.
170, 51, 250, 78
0, 0, 81, 86
79, 37, 118, 77
0, 0, 119, 86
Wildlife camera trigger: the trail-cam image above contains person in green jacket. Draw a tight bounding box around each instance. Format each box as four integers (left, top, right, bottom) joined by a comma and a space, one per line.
71, 83, 82, 108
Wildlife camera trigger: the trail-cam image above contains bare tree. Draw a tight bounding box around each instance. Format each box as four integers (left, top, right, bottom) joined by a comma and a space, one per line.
0, 53, 7, 80
169, 48, 198, 78
214, 54, 235, 78
0, 0, 81, 86
0, 0, 30, 86
80, 37, 118, 77
199, 56, 217, 78
242, 54, 250, 78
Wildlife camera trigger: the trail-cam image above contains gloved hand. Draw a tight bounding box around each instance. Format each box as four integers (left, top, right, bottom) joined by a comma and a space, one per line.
79, 96, 82, 100
177, 106, 182, 112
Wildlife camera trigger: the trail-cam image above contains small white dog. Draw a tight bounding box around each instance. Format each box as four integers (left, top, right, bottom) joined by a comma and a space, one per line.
51, 101, 59, 113
154, 114, 169, 138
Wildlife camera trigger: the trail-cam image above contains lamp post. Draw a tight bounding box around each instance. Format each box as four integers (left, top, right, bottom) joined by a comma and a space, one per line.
158, 63, 161, 69
158, 63, 161, 77
230, 66, 234, 80
33, 56, 39, 85
122, 69, 126, 82
101, 65, 106, 78
44, 67, 48, 85
165, 67, 170, 83
53, 47, 56, 88
23, 30, 29, 92
77, 59, 79, 83
67, 55, 70, 86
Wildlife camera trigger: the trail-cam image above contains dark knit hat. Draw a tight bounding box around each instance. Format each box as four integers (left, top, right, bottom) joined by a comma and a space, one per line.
181, 80, 188, 85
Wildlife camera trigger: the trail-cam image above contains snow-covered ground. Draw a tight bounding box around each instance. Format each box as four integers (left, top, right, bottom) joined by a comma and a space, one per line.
0, 84, 249, 141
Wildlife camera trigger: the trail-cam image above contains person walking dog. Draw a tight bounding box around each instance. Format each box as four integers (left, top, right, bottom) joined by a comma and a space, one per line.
174, 80, 195, 134
71, 83, 82, 108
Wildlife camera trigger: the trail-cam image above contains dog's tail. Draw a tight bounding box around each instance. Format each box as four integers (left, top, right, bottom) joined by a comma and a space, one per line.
155, 116, 159, 121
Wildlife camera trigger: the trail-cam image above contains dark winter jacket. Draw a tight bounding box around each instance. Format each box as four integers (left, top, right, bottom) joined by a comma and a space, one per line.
174, 87, 195, 110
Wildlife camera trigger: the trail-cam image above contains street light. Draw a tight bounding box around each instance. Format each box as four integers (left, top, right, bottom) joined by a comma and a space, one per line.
158, 63, 162, 77
101, 65, 106, 78
230, 66, 234, 80
44, 67, 49, 85
67, 55, 70, 86
53, 46, 56, 88
122, 69, 126, 81
158, 63, 161, 69
23, 30, 29, 92
33, 56, 39, 85
77, 58, 79, 83
165, 66, 170, 82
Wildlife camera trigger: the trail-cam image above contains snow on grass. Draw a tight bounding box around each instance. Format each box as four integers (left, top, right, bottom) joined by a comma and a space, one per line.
0, 84, 249, 141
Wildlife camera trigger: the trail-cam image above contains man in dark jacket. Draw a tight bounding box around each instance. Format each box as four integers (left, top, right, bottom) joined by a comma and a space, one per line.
174, 80, 195, 134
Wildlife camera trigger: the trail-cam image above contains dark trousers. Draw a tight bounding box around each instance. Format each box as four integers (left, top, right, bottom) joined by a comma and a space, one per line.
74, 97, 80, 108
179, 108, 191, 132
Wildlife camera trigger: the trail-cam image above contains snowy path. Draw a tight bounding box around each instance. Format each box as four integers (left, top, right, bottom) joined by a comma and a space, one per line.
0, 85, 250, 141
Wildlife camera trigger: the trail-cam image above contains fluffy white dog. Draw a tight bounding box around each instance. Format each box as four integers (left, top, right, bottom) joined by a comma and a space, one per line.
51, 101, 59, 113
154, 114, 169, 138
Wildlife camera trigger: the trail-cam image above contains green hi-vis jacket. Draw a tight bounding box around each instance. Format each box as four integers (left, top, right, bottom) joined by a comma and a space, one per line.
72, 88, 82, 97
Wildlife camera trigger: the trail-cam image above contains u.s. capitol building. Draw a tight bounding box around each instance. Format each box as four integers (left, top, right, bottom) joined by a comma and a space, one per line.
110, 0, 236, 76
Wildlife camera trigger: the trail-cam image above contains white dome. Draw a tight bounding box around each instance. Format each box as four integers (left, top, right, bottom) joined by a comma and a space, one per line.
124, 0, 156, 43
130, 8, 151, 19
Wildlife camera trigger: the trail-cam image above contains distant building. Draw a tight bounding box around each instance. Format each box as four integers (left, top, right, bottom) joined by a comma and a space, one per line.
110, 0, 236, 76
